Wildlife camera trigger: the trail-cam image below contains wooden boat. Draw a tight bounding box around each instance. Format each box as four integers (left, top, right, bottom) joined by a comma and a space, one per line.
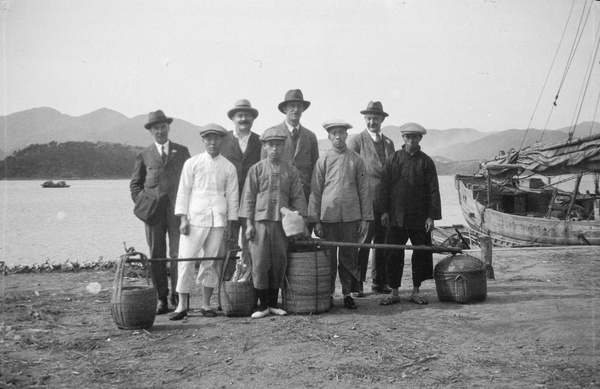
41, 180, 70, 188
456, 171, 600, 247
454, 3, 600, 247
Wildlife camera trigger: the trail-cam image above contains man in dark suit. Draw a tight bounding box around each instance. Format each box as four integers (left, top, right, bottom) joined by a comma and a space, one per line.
348, 101, 395, 296
220, 99, 262, 276
262, 89, 319, 202
130, 110, 191, 314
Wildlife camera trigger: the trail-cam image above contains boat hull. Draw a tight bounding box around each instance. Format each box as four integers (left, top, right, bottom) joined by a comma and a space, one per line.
456, 175, 600, 246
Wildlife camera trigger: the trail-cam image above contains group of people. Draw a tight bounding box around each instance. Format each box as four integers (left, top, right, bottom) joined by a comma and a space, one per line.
129, 89, 442, 320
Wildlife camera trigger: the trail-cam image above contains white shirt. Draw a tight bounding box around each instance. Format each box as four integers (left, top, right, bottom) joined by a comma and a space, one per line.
154, 141, 170, 156
233, 130, 250, 153
366, 129, 381, 143
285, 120, 299, 136
175, 153, 239, 227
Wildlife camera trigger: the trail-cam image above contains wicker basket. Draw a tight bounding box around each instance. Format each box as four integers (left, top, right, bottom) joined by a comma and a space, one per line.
283, 249, 331, 314
220, 280, 256, 317
111, 251, 157, 329
434, 253, 487, 304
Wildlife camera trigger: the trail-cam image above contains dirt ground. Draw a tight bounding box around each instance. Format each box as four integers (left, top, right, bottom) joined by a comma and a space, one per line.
1, 246, 599, 389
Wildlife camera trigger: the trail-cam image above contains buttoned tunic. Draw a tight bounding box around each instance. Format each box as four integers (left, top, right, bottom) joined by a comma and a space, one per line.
308, 146, 373, 223
175, 153, 239, 227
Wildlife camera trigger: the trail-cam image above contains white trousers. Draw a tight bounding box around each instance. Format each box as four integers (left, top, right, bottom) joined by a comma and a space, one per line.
176, 226, 225, 293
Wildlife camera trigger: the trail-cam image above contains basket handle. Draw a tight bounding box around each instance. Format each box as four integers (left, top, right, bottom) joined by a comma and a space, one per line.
217, 249, 241, 310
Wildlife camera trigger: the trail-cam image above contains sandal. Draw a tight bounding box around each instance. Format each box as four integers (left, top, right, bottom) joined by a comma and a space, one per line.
380, 295, 401, 306
409, 294, 428, 305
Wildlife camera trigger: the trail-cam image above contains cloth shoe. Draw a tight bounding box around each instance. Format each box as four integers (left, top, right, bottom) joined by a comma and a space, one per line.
156, 298, 169, 315
251, 308, 270, 319
351, 281, 365, 298
343, 295, 357, 309
372, 284, 392, 294
269, 307, 287, 316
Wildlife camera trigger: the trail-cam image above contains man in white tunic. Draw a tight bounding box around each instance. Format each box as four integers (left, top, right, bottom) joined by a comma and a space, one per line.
170, 124, 239, 320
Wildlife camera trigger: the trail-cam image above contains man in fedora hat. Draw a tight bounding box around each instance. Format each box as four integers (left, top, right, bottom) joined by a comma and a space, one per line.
377, 122, 441, 307
263, 89, 319, 202
348, 101, 395, 297
170, 124, 239, 320
309, 119, 373, 310
220, 99, 262, 276
130, 110, 191, 314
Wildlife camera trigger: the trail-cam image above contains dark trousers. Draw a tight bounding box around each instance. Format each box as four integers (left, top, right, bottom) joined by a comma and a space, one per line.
385, 226, 433, 289
357, 212, 388, 285
322, 221, 360, 296
144, 196, 180, 300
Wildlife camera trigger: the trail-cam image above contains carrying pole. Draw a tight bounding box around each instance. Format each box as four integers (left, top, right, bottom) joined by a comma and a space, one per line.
294, 239, 462, 254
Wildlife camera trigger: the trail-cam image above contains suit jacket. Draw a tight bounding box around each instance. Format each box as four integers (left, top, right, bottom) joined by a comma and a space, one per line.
220, 131, 262, 197
261, 121, 319, 199
130, 141, 191, 216
347, 130, 395, 212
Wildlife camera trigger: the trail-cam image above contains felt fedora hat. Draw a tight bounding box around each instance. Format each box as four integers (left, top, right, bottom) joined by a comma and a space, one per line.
260, 127, 288, 142
360, 101, 389, 117
278, 89, 311, 113
144, 110, 173, 129
399, 122, 427, 135
322, 119, 353, 132
199, 123, 228, 138
227, 99, 259, 120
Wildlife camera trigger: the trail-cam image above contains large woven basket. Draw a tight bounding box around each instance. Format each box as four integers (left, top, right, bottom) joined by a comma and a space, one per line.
283, 249, 331, 314
111, 251, 157, 329
434, 253, 487, 304
220, 280, 256, 317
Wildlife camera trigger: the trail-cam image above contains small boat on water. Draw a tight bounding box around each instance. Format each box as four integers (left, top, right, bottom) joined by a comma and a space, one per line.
41, 180, 70, 188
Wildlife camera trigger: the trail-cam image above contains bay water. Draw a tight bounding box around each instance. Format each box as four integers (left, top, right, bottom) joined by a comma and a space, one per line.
3, 175, 592, 267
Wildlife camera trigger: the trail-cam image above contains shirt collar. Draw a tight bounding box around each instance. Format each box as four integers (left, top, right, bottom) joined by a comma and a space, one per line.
155, 140, 170, 153
284, 121, 299, 133
366, 129, 380, 142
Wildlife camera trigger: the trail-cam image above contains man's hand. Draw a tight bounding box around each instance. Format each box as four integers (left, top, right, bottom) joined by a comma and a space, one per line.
358, 220, 369, 238
245, 220, 255, 241
381, 213, 390, 227
425, 218, 434, 233
313, 222, 323, 238
179, 216, 190, 236
226, 221, 235, 241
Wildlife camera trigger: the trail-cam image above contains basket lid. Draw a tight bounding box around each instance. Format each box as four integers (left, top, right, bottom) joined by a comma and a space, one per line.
434, 253, 486, 273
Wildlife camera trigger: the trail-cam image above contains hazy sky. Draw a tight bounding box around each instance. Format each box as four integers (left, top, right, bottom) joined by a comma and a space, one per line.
2, 0, 599, 139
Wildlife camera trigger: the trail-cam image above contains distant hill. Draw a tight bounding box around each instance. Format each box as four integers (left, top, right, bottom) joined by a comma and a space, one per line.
0, 107, 206, 158
2, 107, 599, 168
0, 141, 143, 179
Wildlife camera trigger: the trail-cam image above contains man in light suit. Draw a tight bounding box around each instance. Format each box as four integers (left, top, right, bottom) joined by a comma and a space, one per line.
130, 110, 191, 315
348, 101, 395, 296
220, 99, 262, 277
262, 89, 319, 202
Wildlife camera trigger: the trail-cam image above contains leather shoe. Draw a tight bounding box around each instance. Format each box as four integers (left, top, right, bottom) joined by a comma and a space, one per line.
371, 284, 392, 294
156, 299, 169, 315
169, 310, 188, 321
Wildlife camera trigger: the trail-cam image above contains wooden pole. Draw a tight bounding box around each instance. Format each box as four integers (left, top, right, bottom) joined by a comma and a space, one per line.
294, 239, 462, 254
479, 235, 495, 279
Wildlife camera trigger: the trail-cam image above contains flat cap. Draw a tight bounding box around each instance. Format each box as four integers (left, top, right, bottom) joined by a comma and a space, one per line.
199, 123, 228, 138
399, 122, 427, 135
322, 119, 353, 132
260, 127, 288, 142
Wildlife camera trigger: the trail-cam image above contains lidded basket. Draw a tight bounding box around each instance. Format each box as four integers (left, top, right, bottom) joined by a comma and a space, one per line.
434, 253, 487, 303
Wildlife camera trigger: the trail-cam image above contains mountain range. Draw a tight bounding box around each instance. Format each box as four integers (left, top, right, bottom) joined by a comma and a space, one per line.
2, 107, 599, 166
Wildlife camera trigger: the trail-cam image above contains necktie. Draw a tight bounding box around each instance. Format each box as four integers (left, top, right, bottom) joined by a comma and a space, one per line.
161, 145, 167, 163
375, 132, 382, 143
292, 128, 299, 148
